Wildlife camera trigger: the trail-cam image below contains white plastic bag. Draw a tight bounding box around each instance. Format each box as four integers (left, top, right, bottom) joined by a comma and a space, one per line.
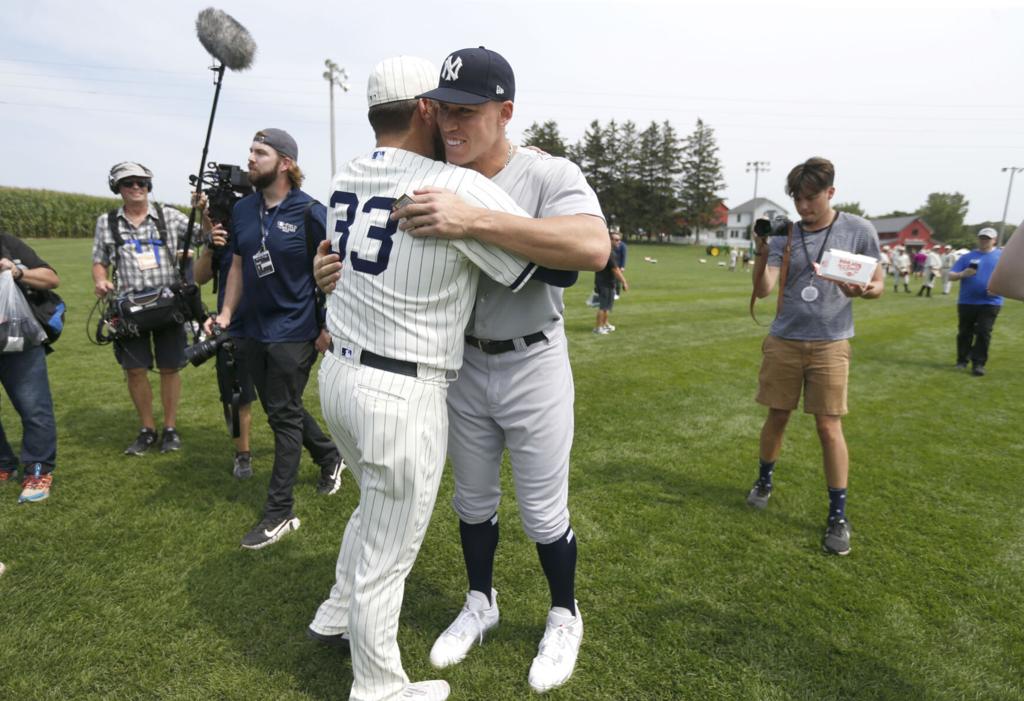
0, 269, 47, 352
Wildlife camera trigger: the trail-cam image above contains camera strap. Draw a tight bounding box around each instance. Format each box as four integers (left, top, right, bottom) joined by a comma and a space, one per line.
749, 223, 794, 326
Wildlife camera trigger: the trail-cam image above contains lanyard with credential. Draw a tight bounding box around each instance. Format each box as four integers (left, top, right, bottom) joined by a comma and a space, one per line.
126, 221, 165, 266
795, 211, 838, 302
254, 198, 280, 277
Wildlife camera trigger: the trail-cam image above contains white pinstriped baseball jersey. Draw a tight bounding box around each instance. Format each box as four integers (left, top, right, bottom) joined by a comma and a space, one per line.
469, 148, 605, 340
326, 147, 537, 369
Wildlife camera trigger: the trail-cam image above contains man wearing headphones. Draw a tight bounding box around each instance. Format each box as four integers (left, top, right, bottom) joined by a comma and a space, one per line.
92, 162, 192, 455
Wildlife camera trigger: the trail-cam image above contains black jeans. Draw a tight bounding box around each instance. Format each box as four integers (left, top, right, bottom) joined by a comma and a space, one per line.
246, 340, 339, 521
957, 304, 1001, 367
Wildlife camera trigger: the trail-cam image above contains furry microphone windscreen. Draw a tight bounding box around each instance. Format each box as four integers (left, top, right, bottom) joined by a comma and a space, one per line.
196, 8, 256, 71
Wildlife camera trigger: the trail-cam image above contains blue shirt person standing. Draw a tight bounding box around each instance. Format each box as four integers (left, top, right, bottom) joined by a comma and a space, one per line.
949, 227, 1003, 376
0, 232, 60, 502
208, 129, 343, 549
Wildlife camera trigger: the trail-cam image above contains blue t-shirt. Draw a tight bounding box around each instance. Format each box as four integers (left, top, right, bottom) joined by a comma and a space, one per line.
231, 188, 327, 342
951, 248, 1003, 306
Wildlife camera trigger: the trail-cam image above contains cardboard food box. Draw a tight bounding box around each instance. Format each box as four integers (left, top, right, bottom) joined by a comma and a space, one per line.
817, 249, 878, 286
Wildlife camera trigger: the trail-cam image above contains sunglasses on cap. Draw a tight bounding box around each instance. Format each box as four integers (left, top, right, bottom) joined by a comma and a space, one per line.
119, 178, 150, 189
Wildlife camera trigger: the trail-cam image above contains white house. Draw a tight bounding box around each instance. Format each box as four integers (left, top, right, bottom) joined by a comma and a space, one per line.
724, 198, 790, 245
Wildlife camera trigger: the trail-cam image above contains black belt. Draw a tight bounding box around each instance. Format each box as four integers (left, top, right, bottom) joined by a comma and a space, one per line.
360, 350, 417, 377
465, 331, 547, 355
329, 341, 418, 377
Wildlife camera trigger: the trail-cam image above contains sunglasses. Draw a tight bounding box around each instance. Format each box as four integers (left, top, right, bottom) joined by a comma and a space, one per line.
120, 178, 150, 189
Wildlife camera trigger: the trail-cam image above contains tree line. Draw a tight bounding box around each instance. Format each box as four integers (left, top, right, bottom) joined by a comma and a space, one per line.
521, 118, 724, 240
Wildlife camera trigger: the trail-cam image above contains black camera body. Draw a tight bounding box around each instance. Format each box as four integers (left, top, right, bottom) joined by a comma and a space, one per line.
191, 162, 253, 236
754, 215, 793, 237
185, 323, 234, 367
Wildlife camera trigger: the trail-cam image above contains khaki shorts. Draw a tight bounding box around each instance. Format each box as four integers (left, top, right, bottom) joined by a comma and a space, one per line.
756, 336, 850, 416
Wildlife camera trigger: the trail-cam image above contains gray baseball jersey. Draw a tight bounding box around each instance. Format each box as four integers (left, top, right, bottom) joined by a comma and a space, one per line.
447, 147, 603, 545
311, 146, 537, 700
325, 147, 537, 369
469, 148, 605, 340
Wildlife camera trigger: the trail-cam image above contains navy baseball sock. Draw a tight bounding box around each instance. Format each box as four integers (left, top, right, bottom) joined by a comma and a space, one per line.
459, 515, 499, 605
758, 458, 776, 489
536, 526, 577, 615
828, 487, 847, 523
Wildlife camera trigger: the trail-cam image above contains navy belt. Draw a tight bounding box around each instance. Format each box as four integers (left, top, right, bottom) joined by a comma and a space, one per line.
465, 331, 547, 355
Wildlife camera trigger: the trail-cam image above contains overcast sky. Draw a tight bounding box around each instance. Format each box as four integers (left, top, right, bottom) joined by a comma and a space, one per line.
3, 0, 1023, 225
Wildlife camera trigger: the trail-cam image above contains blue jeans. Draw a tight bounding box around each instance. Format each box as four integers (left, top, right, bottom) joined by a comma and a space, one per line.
0, 345, 57, 474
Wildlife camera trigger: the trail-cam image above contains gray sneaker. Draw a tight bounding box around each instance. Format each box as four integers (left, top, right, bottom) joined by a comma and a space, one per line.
746, 481, 772, 510
823, 519, 852, 556
233, 453, 253, 480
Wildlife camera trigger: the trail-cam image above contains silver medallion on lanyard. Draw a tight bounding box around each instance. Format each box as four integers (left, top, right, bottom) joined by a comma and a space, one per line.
798, 211, 838, 302
254, 200, 278, 278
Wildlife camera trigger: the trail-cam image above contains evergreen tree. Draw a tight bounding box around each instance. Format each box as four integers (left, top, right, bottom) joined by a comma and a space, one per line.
678, 118, 725, 242
521, 120, 568, 158
833, 201, 866, 217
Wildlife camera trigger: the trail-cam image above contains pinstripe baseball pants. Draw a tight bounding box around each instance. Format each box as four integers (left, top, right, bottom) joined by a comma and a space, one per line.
312, 349, 449, 701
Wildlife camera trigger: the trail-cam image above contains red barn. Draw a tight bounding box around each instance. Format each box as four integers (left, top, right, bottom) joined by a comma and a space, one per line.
869, 216, 935, 250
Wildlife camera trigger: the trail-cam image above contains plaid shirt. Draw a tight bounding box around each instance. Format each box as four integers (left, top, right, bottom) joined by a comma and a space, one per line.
92, 203, 190, 293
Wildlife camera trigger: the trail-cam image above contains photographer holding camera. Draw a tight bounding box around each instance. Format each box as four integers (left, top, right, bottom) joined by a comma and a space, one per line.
748, 157, 883, 556
193, 191, 256, 480
92, 162, 192, 456
206, 129, 343, 549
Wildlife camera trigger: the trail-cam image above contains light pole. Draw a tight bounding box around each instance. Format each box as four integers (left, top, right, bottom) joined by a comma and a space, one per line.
746, 160, 770, 199
999, 166, 1023, 246
323, 59, 350, 177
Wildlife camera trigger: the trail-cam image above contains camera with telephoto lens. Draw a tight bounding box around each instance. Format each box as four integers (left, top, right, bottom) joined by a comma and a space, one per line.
190, 162, 253, 240
754, 215, 793, 237
184, 322, 234, 367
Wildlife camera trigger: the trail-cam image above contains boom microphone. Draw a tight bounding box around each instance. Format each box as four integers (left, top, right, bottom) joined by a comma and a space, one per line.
195, 8, 256, 71
180, 8, 257, 281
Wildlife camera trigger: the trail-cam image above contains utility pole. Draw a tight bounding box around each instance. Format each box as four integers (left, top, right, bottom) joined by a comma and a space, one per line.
323, 59, 350, 177
746, 160, 770, 199
999, 166, 1023, 246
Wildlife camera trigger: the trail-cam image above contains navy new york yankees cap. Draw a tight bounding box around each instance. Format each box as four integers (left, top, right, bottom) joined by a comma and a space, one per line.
417, 47, 515, 105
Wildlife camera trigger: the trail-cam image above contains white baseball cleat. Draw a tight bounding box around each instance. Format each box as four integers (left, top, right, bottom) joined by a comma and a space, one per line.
528, 603, 583, 693
429, 589, 499, 668
399, 680, 450, 700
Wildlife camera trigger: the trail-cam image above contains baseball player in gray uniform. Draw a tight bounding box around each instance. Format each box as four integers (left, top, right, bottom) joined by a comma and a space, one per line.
307, 57, 540, 701
393, 47, 608, 693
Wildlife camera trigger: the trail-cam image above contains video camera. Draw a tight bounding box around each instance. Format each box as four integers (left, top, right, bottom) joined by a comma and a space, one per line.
190, 162, 253, 239
754, 215, 793, 237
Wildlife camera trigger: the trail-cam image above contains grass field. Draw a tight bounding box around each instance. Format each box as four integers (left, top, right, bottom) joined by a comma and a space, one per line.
1, 239, 1022, 701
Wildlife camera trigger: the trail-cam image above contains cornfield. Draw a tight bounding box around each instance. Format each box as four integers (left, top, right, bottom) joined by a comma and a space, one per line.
0, 186, 186, 239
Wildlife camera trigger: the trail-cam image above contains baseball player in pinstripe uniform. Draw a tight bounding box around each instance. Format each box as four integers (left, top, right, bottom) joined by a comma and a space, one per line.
307, 57, 540, 701
393, 47, 608, 693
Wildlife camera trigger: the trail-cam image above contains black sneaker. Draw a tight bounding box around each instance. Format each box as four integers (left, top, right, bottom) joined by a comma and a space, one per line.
972, 365, 986, 377
307, 625, 351, 650
159, 428, 181, 453
240, 515, 300, 550
745, 480, 772, 510
316, 459, 346, 496
823, 519, 852, 556
124, 428, 158, 456
233, 453, 253, 480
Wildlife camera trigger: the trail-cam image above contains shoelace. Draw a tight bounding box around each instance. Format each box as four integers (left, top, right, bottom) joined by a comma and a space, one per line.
23, 475, 52, 490
536, 624, 571, 661
448, 607, 488, 645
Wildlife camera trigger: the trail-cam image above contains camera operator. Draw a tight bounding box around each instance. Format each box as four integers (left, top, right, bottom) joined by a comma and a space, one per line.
748, 157, 883, 556
206, 129, 343, 549
193, 205, 255, 479
92, 162, 192, 456
0, 230, 60, 502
